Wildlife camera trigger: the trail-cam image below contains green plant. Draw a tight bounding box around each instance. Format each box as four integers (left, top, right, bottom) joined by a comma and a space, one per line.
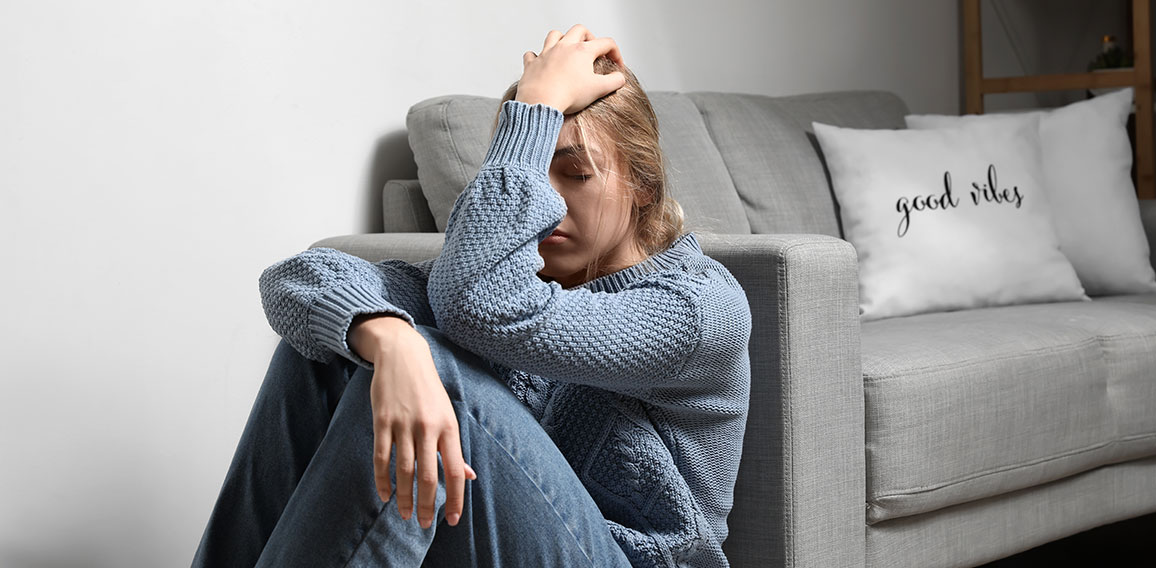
1088, 35, 1134, 70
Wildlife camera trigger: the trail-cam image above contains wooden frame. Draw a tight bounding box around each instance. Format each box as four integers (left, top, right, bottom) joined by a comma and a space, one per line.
963, 0, 1154, 199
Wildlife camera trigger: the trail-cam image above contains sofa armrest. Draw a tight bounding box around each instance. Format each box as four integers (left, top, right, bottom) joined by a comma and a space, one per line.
1139, 199, 1156, 273
697, 234, 865, 568
382, 179, 438, 233
309, 232, 445, 264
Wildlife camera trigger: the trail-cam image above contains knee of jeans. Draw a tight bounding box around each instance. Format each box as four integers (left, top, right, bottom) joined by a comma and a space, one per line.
412, 324, 445, 345
412, 325, 501, 400
413, 325, 484, 363
272, 337, 302, 361
272, 338, 343, 371
268, 338, 316, 381
268, 338, 355, 395
413, 325, 463, 385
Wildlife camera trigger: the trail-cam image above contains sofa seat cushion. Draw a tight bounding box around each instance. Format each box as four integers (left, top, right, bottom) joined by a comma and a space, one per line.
861, 296, 1156, 524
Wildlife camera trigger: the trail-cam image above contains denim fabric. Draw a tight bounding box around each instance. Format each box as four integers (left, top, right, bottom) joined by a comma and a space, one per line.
193, 326, 630, 567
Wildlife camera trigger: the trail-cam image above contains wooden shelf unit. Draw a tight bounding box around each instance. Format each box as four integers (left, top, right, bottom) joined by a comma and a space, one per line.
962, 0, 1155, 199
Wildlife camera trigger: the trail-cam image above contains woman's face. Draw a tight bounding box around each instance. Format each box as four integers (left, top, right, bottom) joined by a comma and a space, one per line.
538, 119, 646, 288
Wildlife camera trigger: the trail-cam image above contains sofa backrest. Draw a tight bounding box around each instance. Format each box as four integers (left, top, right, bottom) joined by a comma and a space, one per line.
687, 91, 908, 236
403, 90, 908, 237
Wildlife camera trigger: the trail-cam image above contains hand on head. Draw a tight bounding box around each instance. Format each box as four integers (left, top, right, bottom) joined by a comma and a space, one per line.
516, 24, 626, 114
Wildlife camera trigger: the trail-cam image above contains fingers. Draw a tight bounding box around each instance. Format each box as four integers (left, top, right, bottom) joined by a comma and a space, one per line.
438, 430, 468, 526
562, 24, 595, 42
599, 71, 627, 93
529, 26, 624, 74
543, 26, 622, 64
399, 426, 474, 529
584, 36, 624, 66
415, 430, 440, 529
559, 25, 623, 64
394, 434, 416, 521
377, 421, 475, 529
542, 29, 564, 52
373, 424, 394, 501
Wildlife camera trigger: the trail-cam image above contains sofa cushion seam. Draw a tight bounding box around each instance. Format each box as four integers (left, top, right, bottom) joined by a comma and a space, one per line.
869, 431, 1156, 500
863, 337, 1101, 383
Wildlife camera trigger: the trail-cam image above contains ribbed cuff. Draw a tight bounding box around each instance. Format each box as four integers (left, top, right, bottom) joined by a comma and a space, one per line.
308, 282, 414, 369
481, 100, 564, 173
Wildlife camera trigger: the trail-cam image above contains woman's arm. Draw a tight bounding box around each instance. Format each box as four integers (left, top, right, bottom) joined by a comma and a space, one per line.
432, 256, 747, 395
259, 248, 435, 367
261, 250, 475, 528
429, 28, 751, 395
428, 110, 749, 396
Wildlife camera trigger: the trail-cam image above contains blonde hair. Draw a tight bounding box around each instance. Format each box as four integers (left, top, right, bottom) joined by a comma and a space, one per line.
499, 57, 685, 281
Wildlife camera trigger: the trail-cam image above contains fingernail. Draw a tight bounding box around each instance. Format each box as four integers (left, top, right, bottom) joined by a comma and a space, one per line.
447, 513, 460, 526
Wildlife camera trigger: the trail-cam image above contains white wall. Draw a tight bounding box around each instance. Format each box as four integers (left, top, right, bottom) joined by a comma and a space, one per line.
0, 1, 958, 566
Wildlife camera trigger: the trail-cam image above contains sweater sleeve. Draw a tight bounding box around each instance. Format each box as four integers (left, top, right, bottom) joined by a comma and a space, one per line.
259, 248, 436, 368
427, 101, 710, 393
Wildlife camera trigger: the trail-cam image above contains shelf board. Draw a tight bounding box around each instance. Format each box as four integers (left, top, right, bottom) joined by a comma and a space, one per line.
964, 0, 1153, 199
981, 71, 1139, 95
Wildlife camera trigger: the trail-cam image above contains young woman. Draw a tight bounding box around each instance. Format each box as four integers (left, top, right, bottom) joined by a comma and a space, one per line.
193, 25, 751, 568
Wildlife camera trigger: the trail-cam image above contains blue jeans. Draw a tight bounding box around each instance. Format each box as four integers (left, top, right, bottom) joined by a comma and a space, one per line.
192, 326, 631, 567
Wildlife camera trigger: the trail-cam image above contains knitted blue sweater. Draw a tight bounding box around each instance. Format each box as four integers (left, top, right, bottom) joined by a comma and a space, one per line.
259, 101, 752, 567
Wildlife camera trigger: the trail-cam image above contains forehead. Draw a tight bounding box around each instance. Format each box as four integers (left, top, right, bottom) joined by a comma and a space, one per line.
555, 119, 607, 163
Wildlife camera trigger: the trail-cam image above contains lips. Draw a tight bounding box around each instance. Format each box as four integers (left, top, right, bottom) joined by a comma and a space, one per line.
542, 228, 570, 245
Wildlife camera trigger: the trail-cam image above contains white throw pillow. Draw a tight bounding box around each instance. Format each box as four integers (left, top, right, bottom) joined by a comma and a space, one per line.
906, 88, 1156, 296
813, 118, 1088, 321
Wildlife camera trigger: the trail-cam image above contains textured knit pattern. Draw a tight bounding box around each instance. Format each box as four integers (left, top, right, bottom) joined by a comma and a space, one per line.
259, 101, 752, 568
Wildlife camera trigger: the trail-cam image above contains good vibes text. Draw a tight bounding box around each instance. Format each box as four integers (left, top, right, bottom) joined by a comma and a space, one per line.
895, 164, 1024, 237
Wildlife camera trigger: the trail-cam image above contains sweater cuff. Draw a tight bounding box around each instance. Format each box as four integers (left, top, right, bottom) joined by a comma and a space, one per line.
308, 282, 415, 369
481, 100, 564, 173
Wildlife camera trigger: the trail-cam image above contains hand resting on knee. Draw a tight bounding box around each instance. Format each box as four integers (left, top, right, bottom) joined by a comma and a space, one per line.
348, 314, 477, 529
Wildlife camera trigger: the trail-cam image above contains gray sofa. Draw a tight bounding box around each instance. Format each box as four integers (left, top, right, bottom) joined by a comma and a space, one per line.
312, 90, 1156, 567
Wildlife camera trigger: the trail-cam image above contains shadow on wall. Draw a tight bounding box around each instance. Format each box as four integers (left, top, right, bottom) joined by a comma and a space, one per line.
362, 129, 417, 233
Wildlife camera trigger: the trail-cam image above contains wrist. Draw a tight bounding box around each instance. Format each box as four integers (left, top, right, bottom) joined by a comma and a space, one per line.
482, 101, 564, 173
514, 87, 565, 113
350, 314, 424, 364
